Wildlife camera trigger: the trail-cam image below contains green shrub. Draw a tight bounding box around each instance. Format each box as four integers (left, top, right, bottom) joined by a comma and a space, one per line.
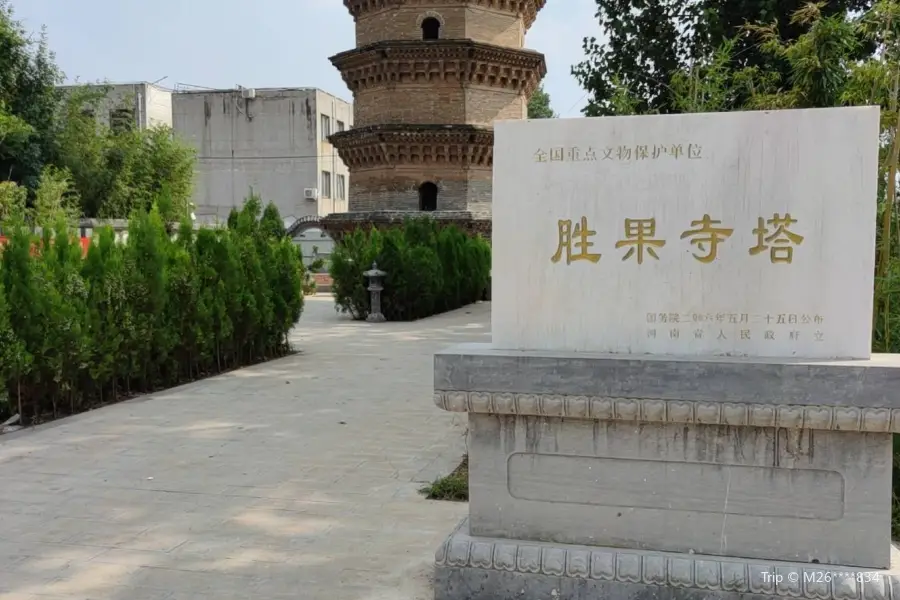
330, 228, 382, 319
0, 199, 304, 425
330, 217, 490, 321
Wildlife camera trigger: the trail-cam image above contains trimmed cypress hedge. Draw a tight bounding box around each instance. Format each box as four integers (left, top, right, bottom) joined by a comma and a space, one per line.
0, 198, 305, 424
330, 217, 490, 321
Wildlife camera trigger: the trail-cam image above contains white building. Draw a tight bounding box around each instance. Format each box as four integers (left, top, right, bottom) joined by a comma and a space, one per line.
172, 87, 352, 225
58, 81, 173, 130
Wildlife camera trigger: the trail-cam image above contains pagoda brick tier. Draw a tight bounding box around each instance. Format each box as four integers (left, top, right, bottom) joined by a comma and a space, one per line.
321, 0, 547, 242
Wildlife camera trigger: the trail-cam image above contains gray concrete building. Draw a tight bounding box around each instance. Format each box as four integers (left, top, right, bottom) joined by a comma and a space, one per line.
172, 87, 352, 225
58, 81, 173, 130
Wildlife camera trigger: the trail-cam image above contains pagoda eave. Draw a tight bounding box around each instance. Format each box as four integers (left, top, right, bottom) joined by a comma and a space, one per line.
328, 124, 494, 170
330, 39, 546, 97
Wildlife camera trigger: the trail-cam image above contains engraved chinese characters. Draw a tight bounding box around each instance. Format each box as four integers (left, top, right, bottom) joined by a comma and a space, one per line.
492, 108, 880, 358
749, 214, 805, 264
552, 214, 803, 265
616, 219, 665, 264
645, 311, 825, 345
550, 217, 601, 265
534, 143, 703, 163
681, 215, 733, 263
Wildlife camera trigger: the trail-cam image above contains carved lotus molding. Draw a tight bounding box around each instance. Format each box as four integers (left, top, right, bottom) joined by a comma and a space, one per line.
436, 526, 893, 599
330, 40, 546, 97
343, 0, 546, 29
433, 390, 900, 433
329, 124, 494, 170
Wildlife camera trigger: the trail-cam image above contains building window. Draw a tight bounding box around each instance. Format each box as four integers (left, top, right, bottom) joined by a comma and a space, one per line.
336, 120, 345, 132
419, 181, 438, 211
421, 16, 441, 40
336, 174, 346, 200
321, 171, 332, 198
320, 114, 331, 138
109, 107, 135, 133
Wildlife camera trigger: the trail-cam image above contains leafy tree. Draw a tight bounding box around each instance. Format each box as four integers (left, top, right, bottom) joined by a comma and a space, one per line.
0, 180, 26, 222
0, 100, 32, 160
0, 262, 27, 417
81, 226, 126, 401
0, 223, 42, 420
0, 0, 62, 191
260, 201, 286, 238
227, 207, 240, 229
330, 228, 382, 319
573, 0, 702, 115
572, 0, 874, 116
38, 217, 89, 416
31, 166, 80, 224
52, 86, 195, 221
527, 85, 556, 118
121, 207, 169, 389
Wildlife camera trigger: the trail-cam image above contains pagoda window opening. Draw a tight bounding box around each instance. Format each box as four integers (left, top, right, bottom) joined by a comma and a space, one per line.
421, 17, 441, 40
419, 182, 438, 211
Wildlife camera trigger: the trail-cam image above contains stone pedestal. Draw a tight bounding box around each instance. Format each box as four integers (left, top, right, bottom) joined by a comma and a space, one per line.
431, 344, 900, 599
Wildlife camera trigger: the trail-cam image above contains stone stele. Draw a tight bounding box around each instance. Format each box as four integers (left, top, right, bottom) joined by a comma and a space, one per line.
432, 107, 900, 600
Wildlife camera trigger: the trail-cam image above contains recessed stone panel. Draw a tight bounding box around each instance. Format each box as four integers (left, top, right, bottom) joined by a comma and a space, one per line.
506, 453, 844, 519
468, 413, 891, 568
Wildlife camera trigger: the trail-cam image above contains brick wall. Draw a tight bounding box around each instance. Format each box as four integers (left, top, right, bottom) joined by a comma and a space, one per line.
356, 6, 467, 45
466, 86, 525, 124
348, 166, 492, 213
355, 4, 524, 47
464, 169, 492, 207
465, 6, 523, 46
355, 85, 523, 126
355, 85, 467, 126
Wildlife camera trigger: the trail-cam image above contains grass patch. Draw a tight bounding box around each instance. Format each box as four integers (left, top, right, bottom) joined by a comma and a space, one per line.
420, 454, 469, 501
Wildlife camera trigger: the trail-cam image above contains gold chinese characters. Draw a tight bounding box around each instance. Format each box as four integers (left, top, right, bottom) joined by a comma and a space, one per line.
534, 143, 702, 163
550, 217, 601, 265
748, 214, 804, 264
615, 219, 665, 264
551, 214, 804, 265
680, 215, 733, 263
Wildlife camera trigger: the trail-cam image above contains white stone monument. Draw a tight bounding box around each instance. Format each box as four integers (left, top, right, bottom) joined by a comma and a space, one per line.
432, 107, 900, 600
492, 108, 877, 359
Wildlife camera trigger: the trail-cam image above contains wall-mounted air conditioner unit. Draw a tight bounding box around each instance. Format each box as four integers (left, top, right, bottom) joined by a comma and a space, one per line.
304, 188, 318, 200
241, 87, 256, 99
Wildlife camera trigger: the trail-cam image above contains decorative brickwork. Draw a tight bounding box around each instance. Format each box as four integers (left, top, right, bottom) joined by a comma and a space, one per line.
330, 124, 493, 170
326, 0, 546, 241
331, 40, 545, 96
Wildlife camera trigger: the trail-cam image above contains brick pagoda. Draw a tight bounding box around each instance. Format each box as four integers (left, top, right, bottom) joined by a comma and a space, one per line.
321, 0, 547, 240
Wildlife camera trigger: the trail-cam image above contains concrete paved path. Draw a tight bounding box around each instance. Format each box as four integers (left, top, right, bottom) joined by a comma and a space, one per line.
0, 296, 489, 600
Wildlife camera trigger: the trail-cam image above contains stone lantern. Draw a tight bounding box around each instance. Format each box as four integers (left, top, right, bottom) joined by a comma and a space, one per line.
363, 262, 386, 323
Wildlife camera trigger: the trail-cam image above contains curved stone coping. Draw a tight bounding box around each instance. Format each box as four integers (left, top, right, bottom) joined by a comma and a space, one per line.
434, 344, 900, 408
433, 390, 900, 432
436, 521, 897, 600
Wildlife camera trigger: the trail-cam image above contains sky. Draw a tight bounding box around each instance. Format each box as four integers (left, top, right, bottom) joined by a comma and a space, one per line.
14, 0, 600, 118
